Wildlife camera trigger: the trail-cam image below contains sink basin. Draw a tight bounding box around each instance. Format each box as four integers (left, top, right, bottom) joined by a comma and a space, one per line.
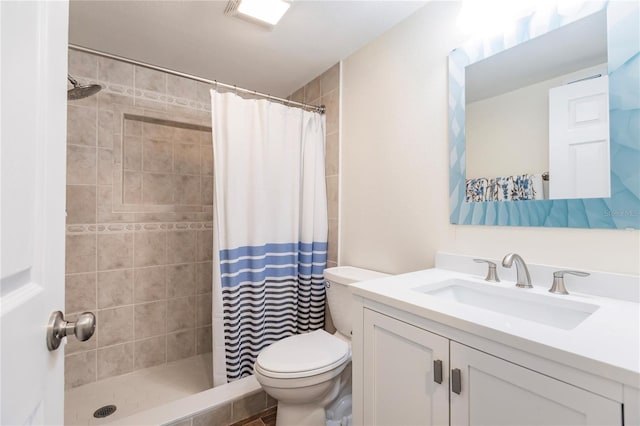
414, 279, 599, 330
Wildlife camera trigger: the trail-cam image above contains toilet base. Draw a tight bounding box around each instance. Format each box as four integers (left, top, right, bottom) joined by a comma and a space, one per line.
275, 401, 326, 426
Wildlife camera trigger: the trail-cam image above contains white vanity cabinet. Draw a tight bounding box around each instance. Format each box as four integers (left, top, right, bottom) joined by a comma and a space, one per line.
362, 309, 450, 426
359, 307, 623, 426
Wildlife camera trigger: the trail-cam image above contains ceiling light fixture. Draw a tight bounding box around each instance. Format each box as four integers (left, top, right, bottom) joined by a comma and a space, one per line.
225, 0, 291, 27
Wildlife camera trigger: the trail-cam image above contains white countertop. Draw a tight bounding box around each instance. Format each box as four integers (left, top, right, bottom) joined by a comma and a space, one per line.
351, 267, 640, 388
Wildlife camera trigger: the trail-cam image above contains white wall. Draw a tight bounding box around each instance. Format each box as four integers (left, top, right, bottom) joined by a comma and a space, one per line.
466, 63, 607, 180
341, 1, 640, 275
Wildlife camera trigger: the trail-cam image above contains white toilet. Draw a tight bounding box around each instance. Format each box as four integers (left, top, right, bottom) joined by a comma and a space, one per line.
253, 266, 389, 426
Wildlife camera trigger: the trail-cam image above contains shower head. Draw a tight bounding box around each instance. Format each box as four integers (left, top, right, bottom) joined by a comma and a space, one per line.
67, 75, 102, 100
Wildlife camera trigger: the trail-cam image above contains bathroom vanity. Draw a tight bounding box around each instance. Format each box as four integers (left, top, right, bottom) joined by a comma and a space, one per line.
351, 253, 640, 426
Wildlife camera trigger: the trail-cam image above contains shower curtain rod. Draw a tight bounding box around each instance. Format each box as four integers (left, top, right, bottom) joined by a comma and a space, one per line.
68, 44, 326, 114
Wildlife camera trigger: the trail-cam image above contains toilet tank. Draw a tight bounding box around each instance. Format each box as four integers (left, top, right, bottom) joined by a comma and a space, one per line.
324, 266, 389, 338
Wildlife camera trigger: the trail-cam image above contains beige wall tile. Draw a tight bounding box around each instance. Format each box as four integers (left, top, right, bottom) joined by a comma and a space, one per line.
143, 139, 173, 173
143, 172, 174, 204
66, 185, 97, 224
175, 128, 202, 144
167, 296, 195, 332
123, 171, 142, 204
97, 342, 134, 380
143, 122, 173, 141
97, 306, 134, 347
98, 110, 114, 149
125, 118, 142, 137
69, 49, 98, 79
98, 269, 134, 309
135, 66, 166, 93
124, 136, 142, 171
320, 63, 340, 93
167, 231, 196, 264
325, 132, 339, 176
192, 404, 231, 426
196, 294, 212, 327
328, 219, 338, 263
66, 272, 97, 313
174, 143, 200, 174
98, 57, 134, 87
167, 330, 195, 362
97, 185, 112, 206
196, 262, 213, 294
67, 105, 97, 146
321, 89, 339, 135
97, 233, 134, 271
134, 231, 167, 267
305, 77, 321, 104
66, 234, 96, 274
201, 177, 214, 205
135, 301, 166, 338
97, 91, 134, 110
67, 145, 97, 185
290, 87, 304, 103
65, 350, 96, 389
134, 336, 166, 370
195, 81, 212, 104
196, 326, 212, 354
231, 391, 267, 422
167, 263, 196, 297
200, 145, 213, 176
97, 149, 114, 185
134, 265, 166, 303
326, 176, 339, 220
196, 230, 213, 261
167, 75, 197, 100
174, 175, 201, 205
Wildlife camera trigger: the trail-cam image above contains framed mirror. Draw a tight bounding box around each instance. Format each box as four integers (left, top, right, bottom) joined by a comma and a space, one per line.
448, 1, 640, 229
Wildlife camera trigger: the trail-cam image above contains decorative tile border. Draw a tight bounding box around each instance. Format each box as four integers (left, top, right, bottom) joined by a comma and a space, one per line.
73, 76, 212, 112
448, 1, 640, 229
66, 221, 213, 235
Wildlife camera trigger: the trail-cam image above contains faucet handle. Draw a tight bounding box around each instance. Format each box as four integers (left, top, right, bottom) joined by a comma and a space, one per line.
549, 270, 590, 295
473, 259, 500, 282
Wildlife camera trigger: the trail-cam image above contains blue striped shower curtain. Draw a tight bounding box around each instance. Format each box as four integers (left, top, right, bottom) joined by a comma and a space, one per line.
210, 90, 328, 383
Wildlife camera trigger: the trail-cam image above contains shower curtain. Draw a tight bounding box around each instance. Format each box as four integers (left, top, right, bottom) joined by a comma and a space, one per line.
210, 90, 328, 384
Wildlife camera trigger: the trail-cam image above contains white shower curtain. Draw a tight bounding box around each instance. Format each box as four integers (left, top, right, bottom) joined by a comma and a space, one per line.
210, 90, 328, 384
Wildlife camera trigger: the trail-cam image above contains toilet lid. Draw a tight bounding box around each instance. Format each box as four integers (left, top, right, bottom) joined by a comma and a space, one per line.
255, 330, 350, 379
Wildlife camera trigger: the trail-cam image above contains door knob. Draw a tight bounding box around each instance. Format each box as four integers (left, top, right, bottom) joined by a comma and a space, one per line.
47, 311, 96, 351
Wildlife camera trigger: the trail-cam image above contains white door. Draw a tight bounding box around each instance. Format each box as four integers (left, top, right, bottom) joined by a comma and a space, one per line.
363, 309, 449, 426
548, 75, 610, 199
1, 1, 69, 424
449, 341, 621, 426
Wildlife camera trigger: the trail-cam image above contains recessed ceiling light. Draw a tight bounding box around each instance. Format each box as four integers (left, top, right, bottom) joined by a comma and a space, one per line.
225, 0, 291, 27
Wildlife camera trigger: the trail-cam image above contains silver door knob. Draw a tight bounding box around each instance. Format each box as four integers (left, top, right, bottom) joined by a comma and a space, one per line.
47, 311, 96, 351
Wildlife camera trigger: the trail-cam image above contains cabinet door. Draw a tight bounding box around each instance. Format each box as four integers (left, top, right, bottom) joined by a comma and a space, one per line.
363, 309, 449, 426
450, 342, 622, 426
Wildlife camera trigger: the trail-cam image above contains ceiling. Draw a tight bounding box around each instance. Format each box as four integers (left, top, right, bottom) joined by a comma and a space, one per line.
69, 0, 429, 97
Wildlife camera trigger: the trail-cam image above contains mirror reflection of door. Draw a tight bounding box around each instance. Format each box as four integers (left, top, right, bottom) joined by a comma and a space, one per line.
548, 75, 610, 199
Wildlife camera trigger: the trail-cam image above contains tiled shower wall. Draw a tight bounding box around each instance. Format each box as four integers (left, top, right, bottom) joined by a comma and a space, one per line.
290, 63, 341, 332
65, 49, 215, 389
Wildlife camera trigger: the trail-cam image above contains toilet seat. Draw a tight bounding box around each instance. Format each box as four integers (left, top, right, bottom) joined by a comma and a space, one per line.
255, 330, 350, 379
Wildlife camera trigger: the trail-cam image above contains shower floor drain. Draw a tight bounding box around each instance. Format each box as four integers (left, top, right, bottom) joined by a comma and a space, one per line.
93, 405, 117, 419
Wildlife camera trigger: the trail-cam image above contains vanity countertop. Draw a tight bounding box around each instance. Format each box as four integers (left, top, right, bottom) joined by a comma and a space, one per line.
351, 268, 640, 387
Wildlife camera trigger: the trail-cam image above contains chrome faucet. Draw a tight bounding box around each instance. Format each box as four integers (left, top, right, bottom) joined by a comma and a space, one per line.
502, 253, 532, 288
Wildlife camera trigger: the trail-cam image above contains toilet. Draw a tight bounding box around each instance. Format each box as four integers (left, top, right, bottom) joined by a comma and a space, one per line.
253, 266, 389, 426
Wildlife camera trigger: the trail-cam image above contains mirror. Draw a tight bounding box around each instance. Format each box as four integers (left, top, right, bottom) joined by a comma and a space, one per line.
449, 1, 640, 229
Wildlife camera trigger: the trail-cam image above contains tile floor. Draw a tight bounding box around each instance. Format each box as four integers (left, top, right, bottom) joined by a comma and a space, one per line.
231, 407, 277, 426
65, 353, 213, 425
